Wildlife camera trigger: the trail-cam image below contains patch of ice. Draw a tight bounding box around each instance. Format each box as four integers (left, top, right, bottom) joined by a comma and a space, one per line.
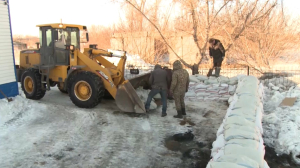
141, 121, 151, 131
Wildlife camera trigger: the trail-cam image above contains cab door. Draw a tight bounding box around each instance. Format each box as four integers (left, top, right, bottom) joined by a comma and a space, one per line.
39, 27, 55, 66
53, 29, 70, 65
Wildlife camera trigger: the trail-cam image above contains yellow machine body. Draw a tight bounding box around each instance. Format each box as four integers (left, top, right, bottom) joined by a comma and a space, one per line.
17, 23, 149, 113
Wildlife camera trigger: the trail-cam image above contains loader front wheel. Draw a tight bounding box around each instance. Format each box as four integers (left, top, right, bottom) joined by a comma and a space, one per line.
21, 68, 46, 100
69, 71, 105, 108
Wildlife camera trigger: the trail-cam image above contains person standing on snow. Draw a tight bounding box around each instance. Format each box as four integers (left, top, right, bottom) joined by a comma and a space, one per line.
170, 60, 190, 118
163, 66, 174, 100
207, 38, 226, 77
145, 64, 171, 117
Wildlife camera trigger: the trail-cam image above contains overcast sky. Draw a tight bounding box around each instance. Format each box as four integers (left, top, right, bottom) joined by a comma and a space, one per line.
9, 0, 122, 36
8, 0, 300, 36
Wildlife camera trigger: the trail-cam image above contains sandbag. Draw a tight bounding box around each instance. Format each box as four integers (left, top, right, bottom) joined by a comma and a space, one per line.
186, 91, 196, 97
216, 154, 259, 168
195, 89, 207, 93
195, 83, 209, 89
189, 81, 196, 86
206, 78, 219, 84
255, 108, 263, 134
224, 144, 264, 168
190, 75, 200, 83
224, 124, 261, 137
221, 83, 229, 87
195, 74, 208, 81
228, 85, 237, 95
207, 86, 220, 91
218, 76, 230, 83
196, 92, 211, 97
228, 110, 256, 122
224, 128, 260, 141
228, 94, 238, 104
226, 139, 260, 149
219, 90, 228, 94
207, 161, 247, 168
233, 99, 258, 112
219, 97, 229, 101
217, 123, 225, 136
264, 161, 270, 168
224, 116, 257, 129
205, 97, 218, 101
212, 134, 226, 151
228, 77, 238, 85
212, 148, 224, 161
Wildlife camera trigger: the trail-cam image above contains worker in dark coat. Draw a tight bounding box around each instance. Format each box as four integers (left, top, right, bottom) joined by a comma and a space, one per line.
145, 64, 171, 117
163, 66, 174, 100
207, 38, 226, 77
170, 60, 190, 118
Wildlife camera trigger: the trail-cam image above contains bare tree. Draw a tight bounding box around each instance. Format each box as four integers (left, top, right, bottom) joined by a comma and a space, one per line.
84, 25, 113, 49
113, 0, 278, 74
111, 0, 175, 65
230, 8, 300, 72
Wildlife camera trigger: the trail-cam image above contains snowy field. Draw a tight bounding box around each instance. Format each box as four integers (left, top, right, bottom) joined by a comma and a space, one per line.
0, 83, 228, 168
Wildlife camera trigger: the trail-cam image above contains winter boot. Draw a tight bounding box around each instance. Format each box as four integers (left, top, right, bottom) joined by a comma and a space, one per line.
174, 110, 183, 118
182, 108, 186, 116
207, 68, 213, 77
215, 67, 221, 77
161, 113, 167, 117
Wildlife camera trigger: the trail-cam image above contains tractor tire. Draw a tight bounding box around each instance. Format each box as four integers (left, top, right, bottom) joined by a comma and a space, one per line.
21, 68, 46, 100
69, 71, 105, 108
103, 89, 114, 99
57, 83, 68, 94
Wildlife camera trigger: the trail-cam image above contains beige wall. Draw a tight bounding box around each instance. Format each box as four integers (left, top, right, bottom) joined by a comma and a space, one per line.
110, 31, 202, 65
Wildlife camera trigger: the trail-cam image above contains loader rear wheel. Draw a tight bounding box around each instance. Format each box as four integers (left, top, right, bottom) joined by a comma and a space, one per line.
69, 71, 105, 108
21, 68, 46, 100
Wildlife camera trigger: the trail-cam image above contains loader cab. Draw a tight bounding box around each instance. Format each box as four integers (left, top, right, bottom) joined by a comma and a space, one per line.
36, 23, 88, 67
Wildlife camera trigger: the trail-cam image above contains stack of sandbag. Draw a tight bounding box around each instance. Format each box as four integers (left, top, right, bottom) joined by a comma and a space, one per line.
206, 75, 270, 168
185, 75, 239, 101
190, 74, 240, 85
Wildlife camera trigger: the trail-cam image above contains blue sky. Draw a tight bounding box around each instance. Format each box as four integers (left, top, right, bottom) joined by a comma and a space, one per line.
8, 0, 300, 36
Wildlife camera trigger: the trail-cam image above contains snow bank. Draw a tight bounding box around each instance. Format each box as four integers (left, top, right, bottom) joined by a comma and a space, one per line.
206, 76, 270, 168
186, 75, 239, 101
261, 77, 299, 92
105, 52, 153, 69
263, 85, 300, 165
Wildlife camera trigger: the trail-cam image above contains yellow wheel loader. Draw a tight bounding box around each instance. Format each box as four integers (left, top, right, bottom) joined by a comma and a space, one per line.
15, 23, 151, 113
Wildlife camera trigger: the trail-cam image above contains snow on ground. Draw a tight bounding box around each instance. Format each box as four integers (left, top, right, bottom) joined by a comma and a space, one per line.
0, 83, 228, 168
263, 83, 300, 164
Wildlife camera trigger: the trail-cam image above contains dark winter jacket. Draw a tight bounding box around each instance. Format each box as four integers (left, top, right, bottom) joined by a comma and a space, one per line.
209, 39, 226, 62
149, 64, 170, 90
170, 60, 190, 95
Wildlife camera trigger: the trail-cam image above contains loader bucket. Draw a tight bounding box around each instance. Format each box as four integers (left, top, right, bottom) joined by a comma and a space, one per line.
115, 81, 146, 113
128, 73, 151, 89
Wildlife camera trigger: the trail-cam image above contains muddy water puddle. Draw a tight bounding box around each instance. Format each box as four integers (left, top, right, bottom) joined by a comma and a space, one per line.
164, 131, 211, 168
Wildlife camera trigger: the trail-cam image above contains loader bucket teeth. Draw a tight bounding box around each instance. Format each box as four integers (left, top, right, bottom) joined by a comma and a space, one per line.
115, 81, 146, 113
